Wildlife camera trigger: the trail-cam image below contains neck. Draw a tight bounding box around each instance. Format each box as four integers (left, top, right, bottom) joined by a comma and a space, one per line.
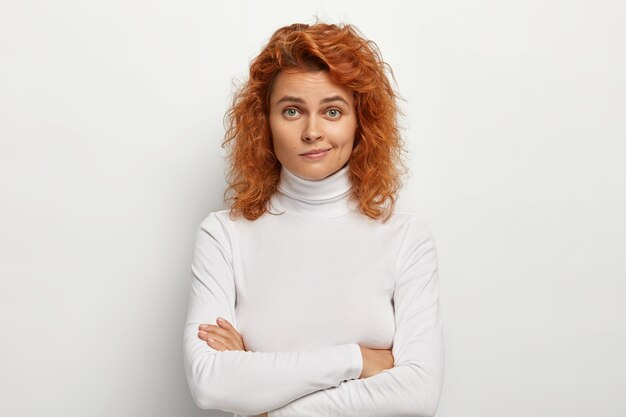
270, 164, 356, 218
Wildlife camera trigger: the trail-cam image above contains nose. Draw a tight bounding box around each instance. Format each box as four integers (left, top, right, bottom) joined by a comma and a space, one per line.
302, 117, 322, 143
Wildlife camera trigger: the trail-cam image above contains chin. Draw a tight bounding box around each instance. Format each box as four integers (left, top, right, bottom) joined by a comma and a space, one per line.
288, 166, 330, 181
299, 172, 326, 181
308, 168, 340, 181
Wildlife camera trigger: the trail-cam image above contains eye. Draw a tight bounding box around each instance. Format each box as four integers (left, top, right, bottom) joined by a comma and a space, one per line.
283, 108, 300, 118
326, 108, 342, 119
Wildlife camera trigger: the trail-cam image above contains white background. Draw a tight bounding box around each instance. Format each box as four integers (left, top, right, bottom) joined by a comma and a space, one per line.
1, 1, 625, 416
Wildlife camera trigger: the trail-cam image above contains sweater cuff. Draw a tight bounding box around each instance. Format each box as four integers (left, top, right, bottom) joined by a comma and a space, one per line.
346, 343, 363, 381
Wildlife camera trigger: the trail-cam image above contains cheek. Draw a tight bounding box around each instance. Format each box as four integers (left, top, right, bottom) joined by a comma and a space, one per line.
272, 118, 301, 138
329, 122, 357, 147
269, 117, 281, 139
270, 121, 296, 155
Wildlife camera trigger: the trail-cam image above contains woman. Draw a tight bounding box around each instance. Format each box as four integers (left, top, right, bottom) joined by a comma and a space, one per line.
183, 22, 444, 417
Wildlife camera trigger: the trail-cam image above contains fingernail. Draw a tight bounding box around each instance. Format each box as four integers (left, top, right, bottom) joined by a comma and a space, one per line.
217, 317, 224, 323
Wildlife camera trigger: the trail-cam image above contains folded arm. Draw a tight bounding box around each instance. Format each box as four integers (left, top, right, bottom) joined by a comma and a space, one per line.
267, 216, 445, 417
183, 213, 363, 416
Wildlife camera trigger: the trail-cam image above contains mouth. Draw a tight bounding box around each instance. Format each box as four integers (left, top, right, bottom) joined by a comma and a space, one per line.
300, 148, 332, 156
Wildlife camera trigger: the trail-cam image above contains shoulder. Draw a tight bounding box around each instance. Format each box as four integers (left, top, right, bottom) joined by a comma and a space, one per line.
191, 210, 237, 271
388, 210, 436, 242
198, 209, 233, 231
195, 209, 236, 249
388, 210, 438, 271
389, 211, 437, 263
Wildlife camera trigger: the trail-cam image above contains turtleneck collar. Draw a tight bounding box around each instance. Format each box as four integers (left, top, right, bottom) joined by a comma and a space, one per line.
270, 163, 357, 218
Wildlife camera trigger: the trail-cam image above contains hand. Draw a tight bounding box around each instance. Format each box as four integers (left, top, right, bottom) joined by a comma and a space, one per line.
358, 346, 394, 379
197, 317, 247, 351
197, 320, 270, 415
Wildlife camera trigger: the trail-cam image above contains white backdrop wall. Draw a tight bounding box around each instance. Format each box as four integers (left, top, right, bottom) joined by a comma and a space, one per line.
1, 1, 624, 416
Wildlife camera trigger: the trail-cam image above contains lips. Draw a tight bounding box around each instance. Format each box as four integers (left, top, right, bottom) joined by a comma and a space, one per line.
300, 148, 332, 156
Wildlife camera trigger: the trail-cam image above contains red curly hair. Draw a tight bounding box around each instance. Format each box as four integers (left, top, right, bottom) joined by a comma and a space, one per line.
222, 21, 408, 222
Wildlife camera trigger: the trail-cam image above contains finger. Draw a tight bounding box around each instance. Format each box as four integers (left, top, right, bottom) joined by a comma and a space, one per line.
197, 330, 213, 343
206, 337, 227, 351
216, 331, 242, 351
216, 318, 244, 342
216, 321, 245, 350
201, 323, 243, 348
200, 318, 242, 342
199, 329, 241, 351
198, 331, 228, 351
200, 324, 237, 343
209, 334, 241, 351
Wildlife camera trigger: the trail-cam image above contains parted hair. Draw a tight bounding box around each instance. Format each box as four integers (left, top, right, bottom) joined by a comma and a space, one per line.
222, 21, 408, 222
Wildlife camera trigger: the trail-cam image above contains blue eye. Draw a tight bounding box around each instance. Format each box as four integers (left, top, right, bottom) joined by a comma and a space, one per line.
327, 109, 341, 118
284, 108, 299, 117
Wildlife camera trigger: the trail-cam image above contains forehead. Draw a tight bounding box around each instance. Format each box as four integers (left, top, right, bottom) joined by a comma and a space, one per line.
270, 70, 353, 104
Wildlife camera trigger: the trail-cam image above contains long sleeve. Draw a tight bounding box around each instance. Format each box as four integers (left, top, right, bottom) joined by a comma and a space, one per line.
183, 212, 363, 416
267, 216, 444, 417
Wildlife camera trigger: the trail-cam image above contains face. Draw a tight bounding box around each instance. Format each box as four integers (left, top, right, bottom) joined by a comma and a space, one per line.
269, 70, 357, 180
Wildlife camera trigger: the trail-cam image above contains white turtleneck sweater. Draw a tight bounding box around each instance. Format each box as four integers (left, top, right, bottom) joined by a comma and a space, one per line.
183, 164, 444, 417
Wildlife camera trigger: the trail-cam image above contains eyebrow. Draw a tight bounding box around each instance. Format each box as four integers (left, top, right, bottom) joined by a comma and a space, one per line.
275, 95, 350, 106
